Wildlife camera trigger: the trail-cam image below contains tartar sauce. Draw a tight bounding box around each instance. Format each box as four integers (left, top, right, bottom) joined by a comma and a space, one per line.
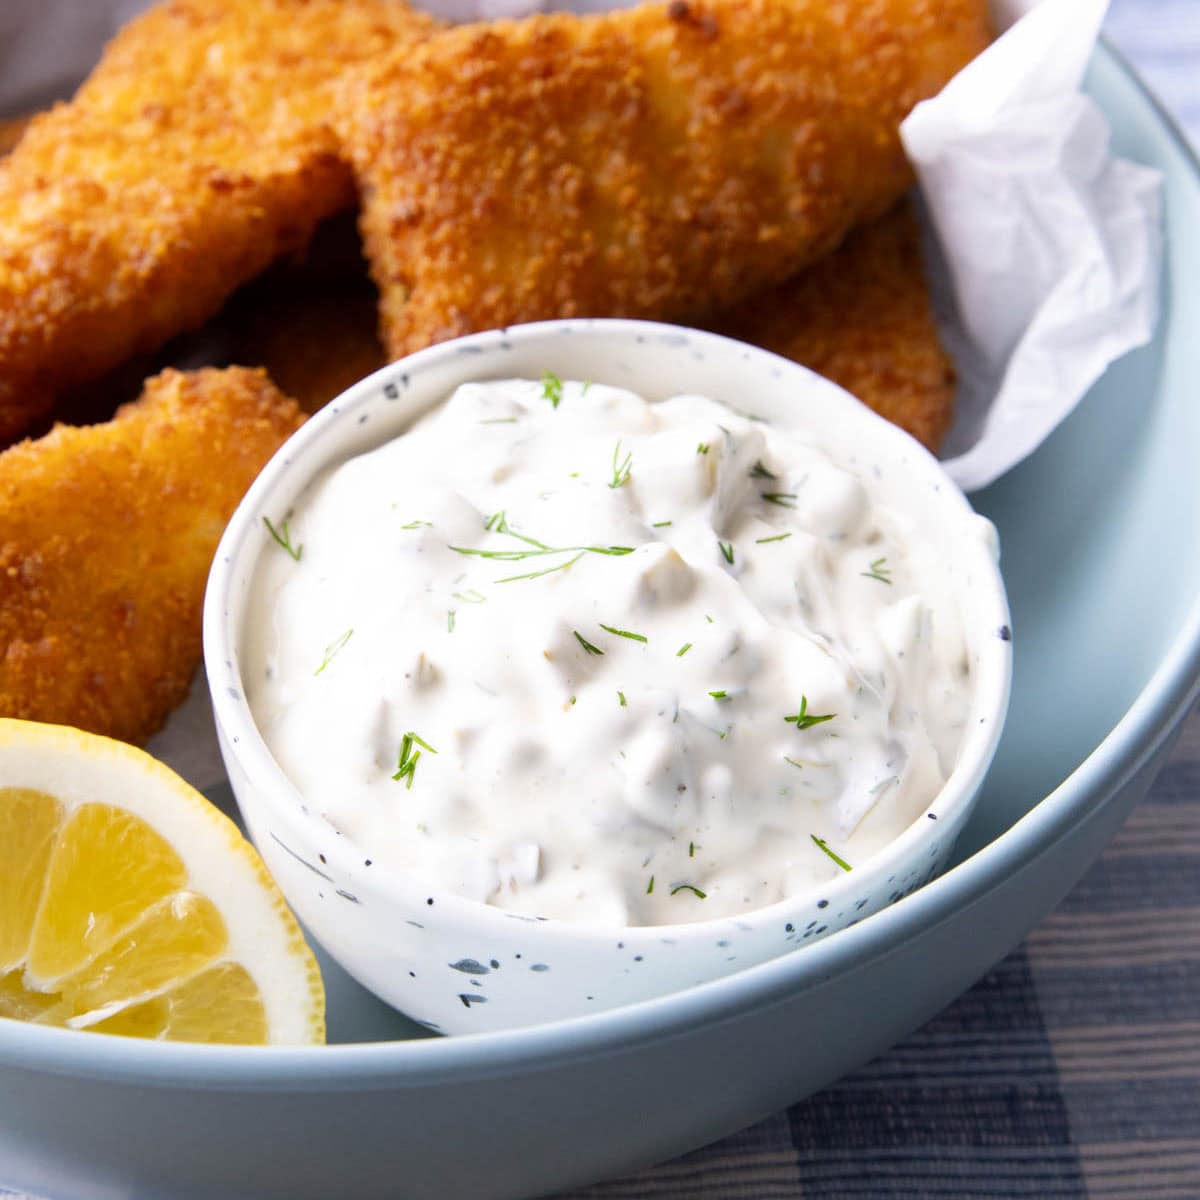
247, 379, 974, 925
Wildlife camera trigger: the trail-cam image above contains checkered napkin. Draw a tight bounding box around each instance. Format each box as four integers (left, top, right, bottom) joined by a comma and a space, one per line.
3, 3, 1198, 1199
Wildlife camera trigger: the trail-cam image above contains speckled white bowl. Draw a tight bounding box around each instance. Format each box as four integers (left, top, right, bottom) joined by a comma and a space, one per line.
204, 319, 1011, 1035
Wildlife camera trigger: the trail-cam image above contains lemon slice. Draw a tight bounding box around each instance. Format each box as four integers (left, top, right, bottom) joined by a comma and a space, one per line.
0, 719, 323, 1044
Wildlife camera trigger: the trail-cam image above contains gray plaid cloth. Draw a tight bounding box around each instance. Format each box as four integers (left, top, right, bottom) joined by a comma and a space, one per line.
3, 2, 1198, 1198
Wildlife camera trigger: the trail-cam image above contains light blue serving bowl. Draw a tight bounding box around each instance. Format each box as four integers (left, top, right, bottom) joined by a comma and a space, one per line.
1, 44, 1197, 1200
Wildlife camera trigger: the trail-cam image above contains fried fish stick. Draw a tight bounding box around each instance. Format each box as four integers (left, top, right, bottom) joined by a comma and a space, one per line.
0, 0, 435, 444
709, 203, 955, 451
340, 0, 989, 358
0, 368, 303, 745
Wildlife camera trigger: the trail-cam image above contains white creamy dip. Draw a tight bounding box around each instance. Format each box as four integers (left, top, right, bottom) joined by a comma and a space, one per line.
246, 379, 974, 926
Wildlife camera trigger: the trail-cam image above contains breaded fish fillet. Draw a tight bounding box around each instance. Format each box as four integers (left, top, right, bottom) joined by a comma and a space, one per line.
709, 203, 955, 451
0, 368, 303, 745
0, 0, 435, 443
339, 0, 989, 358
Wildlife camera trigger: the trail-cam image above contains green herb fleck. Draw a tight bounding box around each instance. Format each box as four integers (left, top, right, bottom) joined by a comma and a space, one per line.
750, 460, 778, 480
574, 630, 605, 656
697, 442, 710, 455
689, 841, 695, 858
400, 519, 433, 530
719, 541, 735, 565
811, 835, 852, 872
646, 875, 655, 895
761, 493, 797, 508
783, 756, 806, 770
478, 416, 519, 425
618, 690, 627, 707
263, 516, 302, 562
671, 883, 707, 899
392, 731, 437, 789
652, 520, 673, 528
452, 589, 486, 604
447, 610, 456, 633
609, 440, 633, 489
705, 614, 714, 624
314, 628, 353, 676
599, 623, 647, 644
494, 551, 585, 584
862, 557, 893, 585
541, 370, 563, 409
784, 695, 836, 731
581, 380, 592, 395
756, 532, 793, 544
709, 689, 728, 700
676, 642, 693, 657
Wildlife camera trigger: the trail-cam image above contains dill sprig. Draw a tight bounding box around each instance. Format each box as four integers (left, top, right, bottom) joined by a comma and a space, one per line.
671, 883, 707, 899
599, 623, 647, 644
314, 629, 353, 676
541, 370, 563, 409
646, 875, 655, 895
609, 440, 633, 489
263, 516, 302, 562
447, 610, 456, 633
495, 551, 585, 584
761, 493, 797, 508
652, 520, 673, 528
696, 442, 710, 455
400, 520, 432, 530
811, 835, 852, 872
756, 532, 793, 544
452, 589, 486, 604
749, 460, 777, 480
862, 557, 893, 584
451, 513, 633, 576
709, 689, 729, 700
392, 731, 437, 790
618, 690, 627, 707
676, 642, 693, 657
574, 631, 605, 656
718, 541, 735, 565
784, 695, 836, 731
689, 841, 695, 858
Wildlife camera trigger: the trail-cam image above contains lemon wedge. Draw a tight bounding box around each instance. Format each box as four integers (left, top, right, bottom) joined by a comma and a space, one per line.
0, 719, 323, 1044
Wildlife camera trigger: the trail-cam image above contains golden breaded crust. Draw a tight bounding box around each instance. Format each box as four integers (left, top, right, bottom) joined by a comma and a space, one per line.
0, 116, 29, 157
340, 0, 989, 357
709, 203, 956, 451
0, 367, 304, 745
0, 0, 435, 443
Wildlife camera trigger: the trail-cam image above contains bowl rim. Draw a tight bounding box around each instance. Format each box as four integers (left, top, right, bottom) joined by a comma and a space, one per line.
0, 38, 1195, 1093
202, 315, 1012, 965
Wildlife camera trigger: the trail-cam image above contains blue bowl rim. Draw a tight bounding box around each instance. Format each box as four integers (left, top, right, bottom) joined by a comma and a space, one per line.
1, 39, 1197, 1091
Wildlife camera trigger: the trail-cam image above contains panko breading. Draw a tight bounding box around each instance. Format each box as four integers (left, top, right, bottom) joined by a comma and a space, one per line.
339, 0, 990, 358
710, 203, 955, 451
0, 0, 435, 443
0, 368, 303, 745
0, 116, 28, 157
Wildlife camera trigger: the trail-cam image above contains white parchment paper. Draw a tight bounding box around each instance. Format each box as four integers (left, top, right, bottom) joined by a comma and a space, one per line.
0, 0, 1164, 782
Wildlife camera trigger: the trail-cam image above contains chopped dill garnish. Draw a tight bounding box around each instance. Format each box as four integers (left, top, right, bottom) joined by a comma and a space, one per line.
478, 416, 519, 424
761, 493, 797, 508
750, 460, 778, 480
599, 623, 647, 644
709, 689, 728, 700
783, 756, 806, 770
676, 642, 693, 657
646, 875, 655, 895
581, 380, 592, 395
705, 614, 714, 624
495, 551, 585, 583
652, 520, 673, 528
696, 442, 710, 455
671, 883, 707, 899
452, 589, 486, 604
447, 610, 456, 633
574, 630, 605, 656
811, 835, 852, 872
569, 696, 577, 706
862, 557, 893, 584
718, 541, 735, 565
609, 440, 633, 489
784, 695, 836, 731
756, 532, 793, 544
263, 516, 302, 562
400, 519, 433, 530
314, 628, 353, 676
391, 731, 437, 789
618, 690, 627, 707
689, 841, 695, 858
541, 370, 563, 409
